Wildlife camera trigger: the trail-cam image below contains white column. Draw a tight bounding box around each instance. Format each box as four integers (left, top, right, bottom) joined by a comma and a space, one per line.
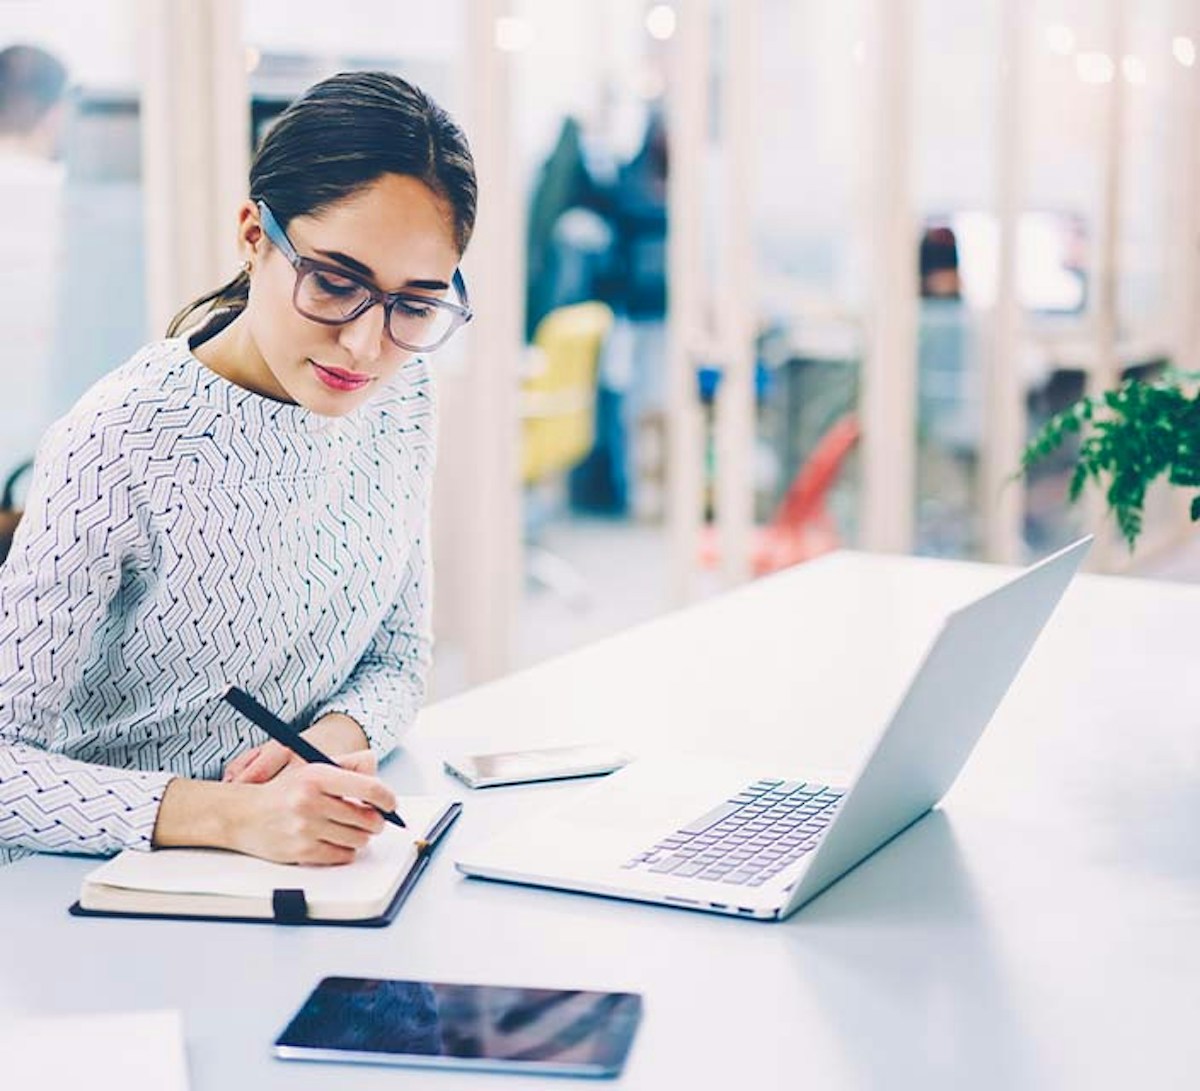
982, 0, 1028, 563
860, 0, 918, 554
139, 0, 248, 337
1168, 0, 1200, 375
1156, 0, 1200, 550
712, 0, 758, 586
1085, 0, 1127, 572
448, 1, 521, 683
665, 0, 709, 605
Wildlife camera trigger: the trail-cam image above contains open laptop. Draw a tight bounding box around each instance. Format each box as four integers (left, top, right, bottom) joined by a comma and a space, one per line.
456, 538, 1091, 921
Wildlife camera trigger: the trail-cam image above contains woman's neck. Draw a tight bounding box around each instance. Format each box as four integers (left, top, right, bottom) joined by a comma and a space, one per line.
189, 312, 295, 405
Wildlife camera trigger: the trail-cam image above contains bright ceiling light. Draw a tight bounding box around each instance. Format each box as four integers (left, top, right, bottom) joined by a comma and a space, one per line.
1173, 36, 1196, 67
1076, 51, 1115, 84
645, 4, 677, 42
1121, 55, 1147, 85
1045, 24, 1075, 55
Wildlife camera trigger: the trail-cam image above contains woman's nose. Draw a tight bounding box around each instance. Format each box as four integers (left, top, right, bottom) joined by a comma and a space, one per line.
336, 300, 387, 364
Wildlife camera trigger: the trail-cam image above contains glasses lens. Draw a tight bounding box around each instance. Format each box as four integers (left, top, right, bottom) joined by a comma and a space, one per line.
295, 267, 371, 322
388, 295, 457, 350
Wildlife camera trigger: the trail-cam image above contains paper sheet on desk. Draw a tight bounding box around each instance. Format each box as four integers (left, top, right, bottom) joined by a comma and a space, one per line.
0, 1009, 189, 1090
85, 796, 449, 902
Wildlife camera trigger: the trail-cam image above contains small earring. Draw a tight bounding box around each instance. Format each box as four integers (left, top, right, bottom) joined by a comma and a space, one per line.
241, 259, 252, 275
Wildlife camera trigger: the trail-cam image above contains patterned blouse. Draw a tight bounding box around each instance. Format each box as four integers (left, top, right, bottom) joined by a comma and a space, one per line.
0, 337, 435, 864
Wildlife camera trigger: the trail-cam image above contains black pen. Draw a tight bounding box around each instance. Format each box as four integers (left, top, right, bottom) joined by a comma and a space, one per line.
222, 685, 406, 829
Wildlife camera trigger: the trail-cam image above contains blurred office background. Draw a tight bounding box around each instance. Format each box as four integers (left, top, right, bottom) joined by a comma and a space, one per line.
3, 0, 1200, 698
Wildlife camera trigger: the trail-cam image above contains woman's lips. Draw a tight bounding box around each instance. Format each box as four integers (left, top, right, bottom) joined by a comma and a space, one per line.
310, 360, 373, 392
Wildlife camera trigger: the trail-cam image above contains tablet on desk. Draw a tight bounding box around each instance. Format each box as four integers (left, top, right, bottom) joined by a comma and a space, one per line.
274, 976, 643, 1077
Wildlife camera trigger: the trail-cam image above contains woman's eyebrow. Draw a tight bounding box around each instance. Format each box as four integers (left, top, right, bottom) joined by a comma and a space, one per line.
314, 247, 450, 291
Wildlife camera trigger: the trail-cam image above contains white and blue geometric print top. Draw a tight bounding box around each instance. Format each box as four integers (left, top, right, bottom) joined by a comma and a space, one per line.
0, 337, 435, 865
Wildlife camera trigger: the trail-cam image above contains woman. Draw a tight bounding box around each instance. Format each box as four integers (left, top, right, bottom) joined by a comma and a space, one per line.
0, 71, 475, 867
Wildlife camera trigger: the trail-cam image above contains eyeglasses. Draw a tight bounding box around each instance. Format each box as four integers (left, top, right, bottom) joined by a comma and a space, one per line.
257, 199, 473, 353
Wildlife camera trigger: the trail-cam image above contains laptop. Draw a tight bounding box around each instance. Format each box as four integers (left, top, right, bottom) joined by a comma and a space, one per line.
456, 537, 1091, 921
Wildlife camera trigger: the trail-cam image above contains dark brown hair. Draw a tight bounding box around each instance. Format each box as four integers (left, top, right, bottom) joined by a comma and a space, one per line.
168, 70, 476, 338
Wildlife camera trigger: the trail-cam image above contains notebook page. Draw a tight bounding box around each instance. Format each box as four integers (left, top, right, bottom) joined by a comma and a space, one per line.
84, 796, 450, 902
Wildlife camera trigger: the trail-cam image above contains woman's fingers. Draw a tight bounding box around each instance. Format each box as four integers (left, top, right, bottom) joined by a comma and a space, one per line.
221, 746, 260, 781
319, 792, 386, 836
232, 740, 294, 784
227, 741, 375, 786
336, 748, 378, 776
302, 842, 358, 866
316, 821, 374, 852
305, 764, 396, 815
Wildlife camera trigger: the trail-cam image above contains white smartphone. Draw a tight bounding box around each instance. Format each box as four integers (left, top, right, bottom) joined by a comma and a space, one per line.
443, 744, 631, 789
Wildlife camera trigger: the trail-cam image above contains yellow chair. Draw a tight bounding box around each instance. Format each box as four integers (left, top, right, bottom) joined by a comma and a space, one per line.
521, 301, 614, 605
521, 301, 613, 482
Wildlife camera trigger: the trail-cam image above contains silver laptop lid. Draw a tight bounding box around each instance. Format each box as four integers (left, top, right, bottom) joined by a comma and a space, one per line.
782, 536, 1092, 916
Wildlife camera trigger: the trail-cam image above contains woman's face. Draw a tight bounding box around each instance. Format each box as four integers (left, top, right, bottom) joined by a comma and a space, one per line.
238, 173, 461, 417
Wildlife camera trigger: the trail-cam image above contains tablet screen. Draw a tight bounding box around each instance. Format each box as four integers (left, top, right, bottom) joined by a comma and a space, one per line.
275, 977, 643, 1076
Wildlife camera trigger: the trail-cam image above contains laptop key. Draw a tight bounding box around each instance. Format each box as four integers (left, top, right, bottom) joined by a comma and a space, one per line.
649, 855, 692, 873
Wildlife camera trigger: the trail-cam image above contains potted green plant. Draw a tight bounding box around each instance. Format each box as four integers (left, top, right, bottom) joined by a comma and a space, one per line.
1021, 371, 1200, 548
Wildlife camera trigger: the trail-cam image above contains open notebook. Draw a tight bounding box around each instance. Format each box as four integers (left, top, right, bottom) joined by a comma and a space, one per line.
70, 796, 460, 927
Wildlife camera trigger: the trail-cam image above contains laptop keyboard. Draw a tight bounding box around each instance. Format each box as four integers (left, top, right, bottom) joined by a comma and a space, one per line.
623, 779, 845, 887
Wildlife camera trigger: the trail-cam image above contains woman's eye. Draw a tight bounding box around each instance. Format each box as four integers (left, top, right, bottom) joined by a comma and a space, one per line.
313, 271, 361, 296
396, 298, 435, 318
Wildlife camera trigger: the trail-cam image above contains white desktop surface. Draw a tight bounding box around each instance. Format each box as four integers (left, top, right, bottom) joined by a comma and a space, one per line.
1, 551, 1196, 1089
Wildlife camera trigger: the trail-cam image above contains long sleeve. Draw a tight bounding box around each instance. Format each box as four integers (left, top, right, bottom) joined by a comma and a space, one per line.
0, 418, 173, 862
309, 370, 437, 759
309, 487, 434, 759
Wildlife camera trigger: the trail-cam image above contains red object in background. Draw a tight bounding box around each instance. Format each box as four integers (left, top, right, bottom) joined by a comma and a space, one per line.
700, 414, 860, 576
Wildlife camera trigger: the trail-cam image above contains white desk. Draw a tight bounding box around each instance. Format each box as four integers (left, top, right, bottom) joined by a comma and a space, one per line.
2, 552, 1197, 1089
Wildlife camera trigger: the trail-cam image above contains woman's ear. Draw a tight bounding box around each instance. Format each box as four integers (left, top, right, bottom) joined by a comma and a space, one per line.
235, 200, 264, 263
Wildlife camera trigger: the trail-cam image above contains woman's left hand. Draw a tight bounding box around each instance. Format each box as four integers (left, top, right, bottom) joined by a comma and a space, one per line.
223, 740, 298, 783
222, 713, 371, 784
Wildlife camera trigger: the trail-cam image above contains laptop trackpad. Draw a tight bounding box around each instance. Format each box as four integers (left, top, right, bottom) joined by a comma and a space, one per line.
538, 759, 747, 844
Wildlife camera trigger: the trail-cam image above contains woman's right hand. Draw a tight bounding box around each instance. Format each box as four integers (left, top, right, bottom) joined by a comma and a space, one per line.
227, 750, 397, 865
153, 751, 398, 866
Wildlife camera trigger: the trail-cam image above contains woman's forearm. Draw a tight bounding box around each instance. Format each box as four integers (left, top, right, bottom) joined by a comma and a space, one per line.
152, 777, 251, 850
304, 713, 369, 753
